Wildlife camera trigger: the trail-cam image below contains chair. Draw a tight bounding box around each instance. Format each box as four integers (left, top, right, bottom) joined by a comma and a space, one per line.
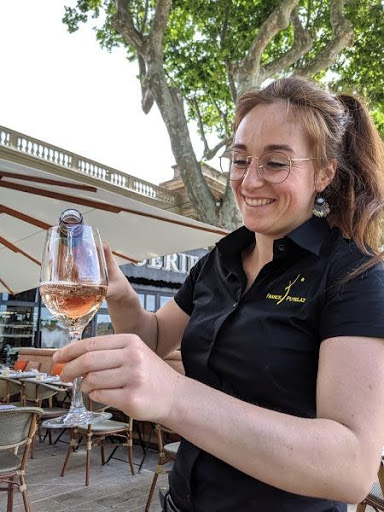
22, 381, 68, 453
0, 406, 43, 512
60, 398, 135, 486
0, 377, 24, 404
144, 424, 180, 512
357, 460, 384, 511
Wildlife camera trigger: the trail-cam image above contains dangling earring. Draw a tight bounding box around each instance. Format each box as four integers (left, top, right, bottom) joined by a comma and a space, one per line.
313, 195, 330, 218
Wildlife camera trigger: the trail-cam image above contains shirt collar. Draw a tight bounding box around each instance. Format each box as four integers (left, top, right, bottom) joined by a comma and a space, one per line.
216, 225, 255, 258
216, 216, 331, 258
286, 217, 331, 256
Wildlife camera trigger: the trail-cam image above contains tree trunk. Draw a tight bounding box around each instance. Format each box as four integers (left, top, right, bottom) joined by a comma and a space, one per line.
149, 64, 240, 229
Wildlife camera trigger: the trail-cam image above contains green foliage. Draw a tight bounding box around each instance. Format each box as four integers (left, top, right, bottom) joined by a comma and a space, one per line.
62, 0, 384, 141
328, 0, 384, 137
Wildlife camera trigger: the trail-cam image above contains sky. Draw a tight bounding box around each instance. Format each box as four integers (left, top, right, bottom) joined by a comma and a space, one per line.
0, 0, 206, 185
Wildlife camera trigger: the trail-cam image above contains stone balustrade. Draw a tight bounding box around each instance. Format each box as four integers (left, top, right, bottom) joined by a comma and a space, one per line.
0, 125, 177, 206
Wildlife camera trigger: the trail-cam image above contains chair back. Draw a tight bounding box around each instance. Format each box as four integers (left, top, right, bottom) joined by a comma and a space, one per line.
23, 381, 62, 406
0, 407, 43, 450
0, 376, 23, 404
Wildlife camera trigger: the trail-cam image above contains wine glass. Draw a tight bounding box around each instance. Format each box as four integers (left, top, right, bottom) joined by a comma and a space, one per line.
39, 221, 111, 427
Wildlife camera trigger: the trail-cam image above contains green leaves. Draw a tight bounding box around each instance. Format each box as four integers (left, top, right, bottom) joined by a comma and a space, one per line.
62, 0, 384, 141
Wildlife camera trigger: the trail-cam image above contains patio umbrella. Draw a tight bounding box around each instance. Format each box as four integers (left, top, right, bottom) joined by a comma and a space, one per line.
0, 157, 227, 295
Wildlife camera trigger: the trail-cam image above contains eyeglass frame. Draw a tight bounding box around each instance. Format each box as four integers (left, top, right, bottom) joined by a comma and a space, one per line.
219, 149, 317, 184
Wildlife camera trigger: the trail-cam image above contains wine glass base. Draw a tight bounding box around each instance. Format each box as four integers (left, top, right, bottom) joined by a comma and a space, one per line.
42, 410, 112, 429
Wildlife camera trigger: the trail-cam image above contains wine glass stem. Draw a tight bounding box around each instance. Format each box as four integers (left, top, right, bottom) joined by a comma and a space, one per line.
68, 329, 85, 410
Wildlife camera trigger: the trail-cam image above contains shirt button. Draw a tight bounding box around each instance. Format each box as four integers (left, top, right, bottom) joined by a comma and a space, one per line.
277, 242, 286, 252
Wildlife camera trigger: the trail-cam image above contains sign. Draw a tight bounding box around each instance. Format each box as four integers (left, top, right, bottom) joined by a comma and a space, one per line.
121, 248, 208, 286
133, 253, 199, 274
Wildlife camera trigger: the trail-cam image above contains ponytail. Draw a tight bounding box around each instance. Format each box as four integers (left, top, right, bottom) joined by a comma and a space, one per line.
326, 94, 384, 255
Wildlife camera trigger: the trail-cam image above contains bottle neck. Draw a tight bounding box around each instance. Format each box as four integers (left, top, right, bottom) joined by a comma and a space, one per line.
59, 208, 83, 226
58, 209, 84, 237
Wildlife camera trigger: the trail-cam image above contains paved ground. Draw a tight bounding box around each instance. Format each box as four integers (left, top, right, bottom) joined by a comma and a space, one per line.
0, 428, 374, 512
0, 428, 167, 512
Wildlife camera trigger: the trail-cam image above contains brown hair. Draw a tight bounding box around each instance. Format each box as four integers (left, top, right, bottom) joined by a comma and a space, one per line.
234, 77, 384, 270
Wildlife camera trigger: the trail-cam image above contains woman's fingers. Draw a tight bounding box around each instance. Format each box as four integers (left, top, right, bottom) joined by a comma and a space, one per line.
53, 332, 183, 423
103, 241, 124, 278
53, 334, 133, 363
60, 348, 127, 383
54, 334, 142, 383
81, 366, 127, 393
102, 241, 114, 266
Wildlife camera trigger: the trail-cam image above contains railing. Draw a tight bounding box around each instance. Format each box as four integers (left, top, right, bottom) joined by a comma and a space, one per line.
0, 125, 177, 206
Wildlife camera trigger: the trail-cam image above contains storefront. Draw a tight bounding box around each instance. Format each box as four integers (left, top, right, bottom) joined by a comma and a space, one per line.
0, 248, 207, 362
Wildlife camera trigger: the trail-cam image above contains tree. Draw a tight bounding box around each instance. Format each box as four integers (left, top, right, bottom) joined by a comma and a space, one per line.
63, 0, 384, 230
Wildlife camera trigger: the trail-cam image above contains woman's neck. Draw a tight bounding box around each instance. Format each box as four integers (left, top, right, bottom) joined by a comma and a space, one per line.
251, 233, 275, 267
241, 234, 275, 294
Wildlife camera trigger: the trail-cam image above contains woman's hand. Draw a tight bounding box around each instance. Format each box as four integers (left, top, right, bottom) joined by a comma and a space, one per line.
53, 334, 183, 423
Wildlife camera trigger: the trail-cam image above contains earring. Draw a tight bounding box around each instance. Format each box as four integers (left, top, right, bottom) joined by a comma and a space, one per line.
313, 195, 330, 218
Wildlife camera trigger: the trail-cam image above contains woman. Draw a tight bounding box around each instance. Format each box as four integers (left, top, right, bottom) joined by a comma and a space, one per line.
54, 77, 384, 511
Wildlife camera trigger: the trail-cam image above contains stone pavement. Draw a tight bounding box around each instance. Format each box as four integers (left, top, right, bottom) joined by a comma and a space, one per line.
0, 429, 373, 512
0, 429, 166, 512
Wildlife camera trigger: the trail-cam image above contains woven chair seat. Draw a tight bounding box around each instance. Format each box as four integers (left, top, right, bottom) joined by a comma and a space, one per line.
77, 419, 129, 433
41, 407, 67, 418
164, 442, 180, 456
0, 452, 21, 474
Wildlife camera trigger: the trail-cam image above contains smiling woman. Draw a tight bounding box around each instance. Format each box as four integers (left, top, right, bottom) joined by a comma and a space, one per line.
53, 77, 384, 512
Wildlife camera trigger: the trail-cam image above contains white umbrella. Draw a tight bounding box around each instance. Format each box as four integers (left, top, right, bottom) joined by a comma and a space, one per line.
0, 158, 227, 295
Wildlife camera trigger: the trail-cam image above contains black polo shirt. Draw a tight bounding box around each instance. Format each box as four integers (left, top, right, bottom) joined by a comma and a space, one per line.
170, 216, 384, 512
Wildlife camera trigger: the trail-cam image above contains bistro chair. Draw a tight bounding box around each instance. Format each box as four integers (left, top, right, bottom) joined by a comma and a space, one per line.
0, 377, 24, 405
22, 381, 68, 454
0, 406, 43, 512
145, 424, 180, 512
356, 459, 384, 511
60, 397, 135, 486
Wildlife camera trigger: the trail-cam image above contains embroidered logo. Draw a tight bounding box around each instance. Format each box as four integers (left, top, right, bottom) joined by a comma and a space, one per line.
266, 274, 307, 305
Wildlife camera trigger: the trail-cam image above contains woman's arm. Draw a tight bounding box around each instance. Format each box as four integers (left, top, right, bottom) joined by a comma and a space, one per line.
54, 333, 384, 504
103, 243, 189, 356
165, 335, 384, 503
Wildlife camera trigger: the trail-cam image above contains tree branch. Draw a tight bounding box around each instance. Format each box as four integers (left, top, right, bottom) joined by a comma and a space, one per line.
149, 0, 172, 60
239, 0, 301, 78
296, 0, 354, 78
112, 0, 148, 57
140, 0, 151, 33
226, 61, 238, 103
192, 96, 231, 161
138, 55, 154, 114
263, 9, 313, 78
204, 137, 233, 161
211, 96, 230, 137
192, 97, 210, 156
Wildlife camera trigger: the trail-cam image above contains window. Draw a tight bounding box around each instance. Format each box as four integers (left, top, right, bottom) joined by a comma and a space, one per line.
40, 307, 67, 349
137, 294, 145, 309
96, 313, 113, 336
146, 295, 156, 312
159, 295, 172, 308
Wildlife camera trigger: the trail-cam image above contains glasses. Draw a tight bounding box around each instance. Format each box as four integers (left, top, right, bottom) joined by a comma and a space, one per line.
219, 150, 316, 184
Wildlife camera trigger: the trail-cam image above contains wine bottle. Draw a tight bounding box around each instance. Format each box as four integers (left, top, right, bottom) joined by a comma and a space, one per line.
58, 208, 84, 244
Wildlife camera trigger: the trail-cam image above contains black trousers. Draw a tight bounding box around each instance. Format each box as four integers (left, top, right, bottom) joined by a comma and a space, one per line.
159, 487, 182, 512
